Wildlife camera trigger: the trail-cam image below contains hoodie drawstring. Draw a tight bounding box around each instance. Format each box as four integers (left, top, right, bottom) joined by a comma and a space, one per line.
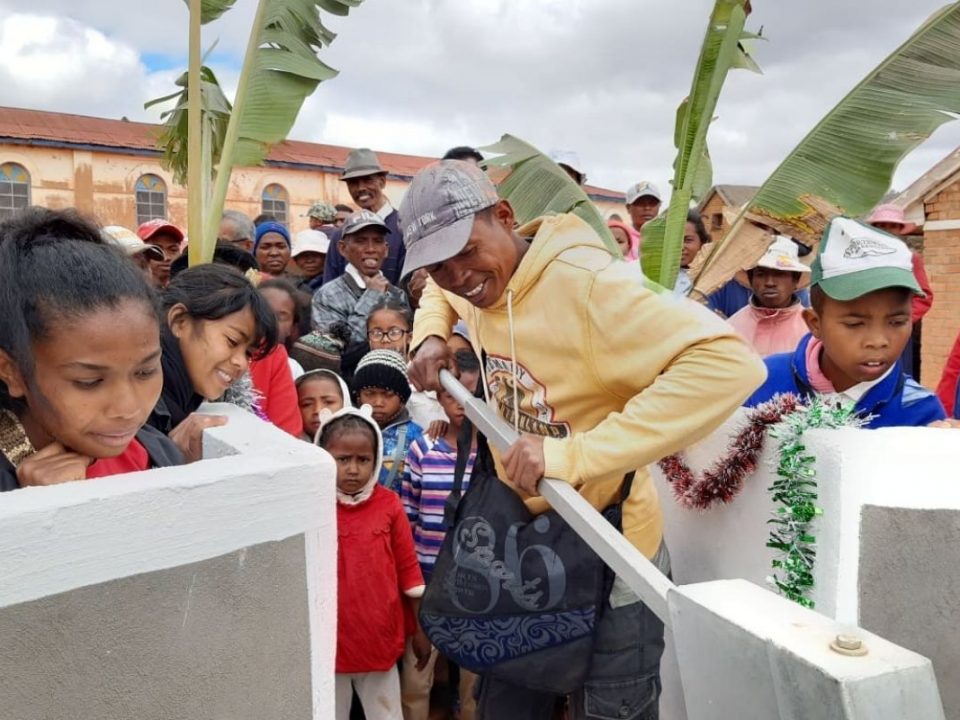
507, 289, 520, 435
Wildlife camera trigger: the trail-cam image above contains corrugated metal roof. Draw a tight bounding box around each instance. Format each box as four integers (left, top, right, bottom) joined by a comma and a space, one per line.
0, 106, 621, 199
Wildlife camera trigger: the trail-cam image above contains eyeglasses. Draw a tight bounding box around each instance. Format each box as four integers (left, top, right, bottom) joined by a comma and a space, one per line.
368, 327, 410, 342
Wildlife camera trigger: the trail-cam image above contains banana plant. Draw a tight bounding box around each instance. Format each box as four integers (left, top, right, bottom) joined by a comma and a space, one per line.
148, 0, 365, 264
640, 0, 760, 290
692, 2, 960, 299
480, 134, 621, 257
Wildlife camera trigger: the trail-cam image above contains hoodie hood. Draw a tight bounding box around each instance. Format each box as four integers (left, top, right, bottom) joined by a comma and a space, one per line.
487, 214, 606, 310
297, 369, 353, 431
315, 404, 382, 506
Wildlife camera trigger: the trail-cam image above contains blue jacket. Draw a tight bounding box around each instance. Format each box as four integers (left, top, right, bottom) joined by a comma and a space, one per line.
322, 208, 406, 286
744, 334, 946, 428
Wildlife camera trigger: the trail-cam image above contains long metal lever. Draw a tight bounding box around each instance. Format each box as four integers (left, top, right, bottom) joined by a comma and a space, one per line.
438, 369, 674, 624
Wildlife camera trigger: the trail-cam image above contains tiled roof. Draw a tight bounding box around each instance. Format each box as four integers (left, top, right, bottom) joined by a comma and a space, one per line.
714, 184, 759, 208
0, 106, 621, 200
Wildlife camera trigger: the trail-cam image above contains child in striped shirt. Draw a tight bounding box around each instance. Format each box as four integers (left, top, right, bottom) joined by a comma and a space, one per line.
401, 350, 480, 580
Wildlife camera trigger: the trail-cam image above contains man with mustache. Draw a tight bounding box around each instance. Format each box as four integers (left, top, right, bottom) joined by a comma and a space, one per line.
322, 148, 407, 286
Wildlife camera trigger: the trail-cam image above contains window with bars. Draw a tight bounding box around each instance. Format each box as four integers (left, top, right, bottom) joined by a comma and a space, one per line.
0, 162, 31, 219
261, 184, 289, 225
135, 174, 167, 226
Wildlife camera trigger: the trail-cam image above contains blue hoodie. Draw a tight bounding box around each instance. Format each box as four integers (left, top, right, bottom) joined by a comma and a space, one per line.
744, 334, 946, 428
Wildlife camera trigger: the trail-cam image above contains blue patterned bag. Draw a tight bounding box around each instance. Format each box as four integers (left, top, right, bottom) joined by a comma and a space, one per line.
419, 417, 631, 695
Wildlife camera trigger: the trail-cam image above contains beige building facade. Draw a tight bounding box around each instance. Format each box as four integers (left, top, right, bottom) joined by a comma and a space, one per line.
0, 107, 624, 235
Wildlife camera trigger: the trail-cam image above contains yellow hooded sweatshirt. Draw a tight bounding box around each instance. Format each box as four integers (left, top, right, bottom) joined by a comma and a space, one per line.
412, 213, 766, 559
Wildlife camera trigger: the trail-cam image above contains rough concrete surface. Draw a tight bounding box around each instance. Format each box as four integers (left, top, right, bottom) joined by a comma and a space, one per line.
859, 506, 960, 720
0, 535, 312, 720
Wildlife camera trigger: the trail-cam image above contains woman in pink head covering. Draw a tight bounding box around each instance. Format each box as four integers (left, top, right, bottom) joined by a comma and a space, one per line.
866, 204, 933, 324
607, 219, 640, 261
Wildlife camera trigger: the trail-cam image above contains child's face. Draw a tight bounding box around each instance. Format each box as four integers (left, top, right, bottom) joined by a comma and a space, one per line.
169, 306, 257, 400
359, 387, 403, 427
611, 226, 630, 255
260, 287, 296, 345
438, 370, 479, 428
367, 309, 410, 355
298, 376, 344, 440
325, 428, 376, 496
338, 230, 388, 278
0, 300, 162, 457
447, 333, 472, 355
804, 288, 913, 392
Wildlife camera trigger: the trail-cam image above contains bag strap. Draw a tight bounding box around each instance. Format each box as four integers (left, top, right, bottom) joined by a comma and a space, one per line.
383, 423, 409, 491
443, 416, 475, 528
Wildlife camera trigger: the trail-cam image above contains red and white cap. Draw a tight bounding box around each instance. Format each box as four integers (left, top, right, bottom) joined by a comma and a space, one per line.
137, 218, 184, 242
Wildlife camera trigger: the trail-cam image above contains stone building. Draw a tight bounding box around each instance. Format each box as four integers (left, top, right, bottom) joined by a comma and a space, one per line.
0, 107, 624, 233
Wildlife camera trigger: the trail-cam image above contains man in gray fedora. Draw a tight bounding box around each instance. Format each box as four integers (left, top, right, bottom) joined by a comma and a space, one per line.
322, 148, 407, 286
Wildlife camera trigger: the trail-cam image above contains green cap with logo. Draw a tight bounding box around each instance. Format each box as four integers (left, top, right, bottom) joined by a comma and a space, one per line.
811, 217, 922, 301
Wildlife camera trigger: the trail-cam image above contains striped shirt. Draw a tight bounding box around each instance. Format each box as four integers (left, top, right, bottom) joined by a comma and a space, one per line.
401, 435, 476, 580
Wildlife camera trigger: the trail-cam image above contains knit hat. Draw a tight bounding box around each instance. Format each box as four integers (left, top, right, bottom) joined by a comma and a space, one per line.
254, 221, 291, 252
352, 349, 411, 403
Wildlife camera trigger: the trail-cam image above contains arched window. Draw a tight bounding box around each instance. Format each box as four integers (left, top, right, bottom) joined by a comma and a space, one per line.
261, 183, 289, 225
0, 162, 31, 219
135, 174, 167, 226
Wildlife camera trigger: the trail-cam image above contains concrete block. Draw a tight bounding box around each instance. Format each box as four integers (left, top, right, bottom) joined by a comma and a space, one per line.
0, 404, 338, 720
669, 579, 944, 720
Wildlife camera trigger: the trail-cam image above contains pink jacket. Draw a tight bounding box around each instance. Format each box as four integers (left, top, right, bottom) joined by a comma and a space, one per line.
727, 300, 809, 358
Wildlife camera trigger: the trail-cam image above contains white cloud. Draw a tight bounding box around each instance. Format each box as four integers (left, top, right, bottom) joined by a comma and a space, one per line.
3, 0, 960, 198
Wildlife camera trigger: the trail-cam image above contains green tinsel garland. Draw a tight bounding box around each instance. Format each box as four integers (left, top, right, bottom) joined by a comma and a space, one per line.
766, 396, 863, 608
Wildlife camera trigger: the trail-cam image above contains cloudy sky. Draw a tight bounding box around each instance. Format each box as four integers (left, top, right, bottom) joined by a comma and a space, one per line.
2, 0, 959, 197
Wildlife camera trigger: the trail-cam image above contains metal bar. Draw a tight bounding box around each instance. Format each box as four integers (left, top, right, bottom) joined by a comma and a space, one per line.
439, 370, 674, 624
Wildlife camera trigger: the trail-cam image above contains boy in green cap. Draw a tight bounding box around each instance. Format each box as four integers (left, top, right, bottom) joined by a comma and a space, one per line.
744, 217, 946, 427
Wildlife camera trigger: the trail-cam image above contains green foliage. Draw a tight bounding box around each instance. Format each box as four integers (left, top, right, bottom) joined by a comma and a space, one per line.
480, 134, 620, 257
144, 65, 231, 187
695, 3, 960, 296
642, 0, 759, 290
184, 0, 238, 24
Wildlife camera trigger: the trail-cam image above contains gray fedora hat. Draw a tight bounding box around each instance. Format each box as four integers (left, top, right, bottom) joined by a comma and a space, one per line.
341, 148, 386, 180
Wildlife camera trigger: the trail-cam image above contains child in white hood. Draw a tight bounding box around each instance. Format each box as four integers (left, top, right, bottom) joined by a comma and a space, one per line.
317, 406, 430, 720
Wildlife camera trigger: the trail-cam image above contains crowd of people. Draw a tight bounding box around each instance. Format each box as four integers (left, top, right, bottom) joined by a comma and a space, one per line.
1, 142, 959, 720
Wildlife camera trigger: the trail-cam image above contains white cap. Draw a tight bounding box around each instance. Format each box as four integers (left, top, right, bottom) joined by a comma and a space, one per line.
292, 229, 331, 257
625, 181, 662, 205
549, 149, 584, 177
102, 225, 164, 261
754, 236, 810, 273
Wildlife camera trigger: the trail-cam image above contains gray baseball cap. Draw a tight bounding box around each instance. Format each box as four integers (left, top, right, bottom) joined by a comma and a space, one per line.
341, 148, 385, 180
399, 160, 500, 278
341, 209, 389, 237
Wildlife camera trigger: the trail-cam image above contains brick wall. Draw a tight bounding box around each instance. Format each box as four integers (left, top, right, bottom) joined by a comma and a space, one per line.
920, 180, 960, 389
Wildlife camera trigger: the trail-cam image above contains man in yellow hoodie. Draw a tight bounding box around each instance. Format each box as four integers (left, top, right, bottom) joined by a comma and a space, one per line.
404, 160, 765, 720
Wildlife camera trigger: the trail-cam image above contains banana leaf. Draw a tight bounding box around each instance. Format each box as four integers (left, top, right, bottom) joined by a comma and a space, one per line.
641, 0, 759, 290
198, 0, 365, 262
183, 0, 238, 24
480, 134, 620, 255
480, 135, 668, 293
693, 2, 960, 299
144, 64, 232, 187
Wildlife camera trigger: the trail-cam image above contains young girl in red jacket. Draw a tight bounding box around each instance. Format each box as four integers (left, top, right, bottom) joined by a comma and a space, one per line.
317, 405, 431, 720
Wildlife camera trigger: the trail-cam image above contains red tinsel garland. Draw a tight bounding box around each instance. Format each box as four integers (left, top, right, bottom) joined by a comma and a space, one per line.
659, 394, 802, 510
